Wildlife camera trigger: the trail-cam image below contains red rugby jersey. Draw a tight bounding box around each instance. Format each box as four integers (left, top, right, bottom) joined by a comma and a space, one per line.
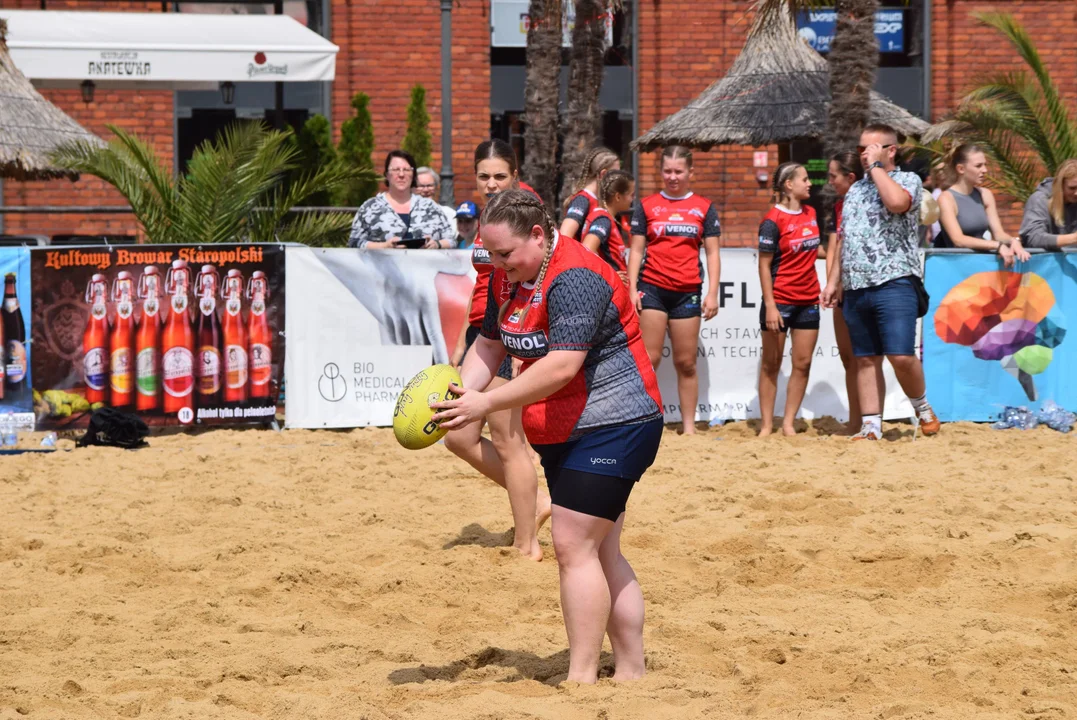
468, 182, 540, 327
480, 234, 662, 444
758, 204, 821, 305
581, 206, 628, 273
563, 189, 598, 239
630, 192, 721, 291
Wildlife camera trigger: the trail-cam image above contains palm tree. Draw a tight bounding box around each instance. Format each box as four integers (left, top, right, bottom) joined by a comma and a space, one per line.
559, 0, 609, 205
522, 0, 563, 207
921, 13, 1077, 202
751, 0, 880, 156
53, 122, 367, 246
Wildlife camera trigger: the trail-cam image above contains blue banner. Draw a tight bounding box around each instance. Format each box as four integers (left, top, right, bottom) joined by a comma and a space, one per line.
923, 253, 1076, 422
796, 9, 905, 54
0, 247, 32, 415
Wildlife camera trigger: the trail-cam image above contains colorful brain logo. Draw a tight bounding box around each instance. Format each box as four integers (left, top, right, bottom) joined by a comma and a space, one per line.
934, 271, 1066, 401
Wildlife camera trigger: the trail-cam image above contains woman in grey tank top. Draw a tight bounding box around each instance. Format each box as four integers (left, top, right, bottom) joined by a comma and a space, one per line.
935, 144, 1030, 267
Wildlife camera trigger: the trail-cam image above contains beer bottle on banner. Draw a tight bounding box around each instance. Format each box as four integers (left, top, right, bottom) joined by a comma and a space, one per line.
0, 301, 5, 401
83, 273, 110, 405
3, 273, 27, 394
221, 269, 248, 404
108, 271, 135, 408
136, 266, 162, 412
246, 270, 271, 399
194, 265, 222, 407
162, 260, 195, 415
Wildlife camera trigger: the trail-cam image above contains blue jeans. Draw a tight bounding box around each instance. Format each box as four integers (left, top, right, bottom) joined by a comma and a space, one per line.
842, 277, 918, 357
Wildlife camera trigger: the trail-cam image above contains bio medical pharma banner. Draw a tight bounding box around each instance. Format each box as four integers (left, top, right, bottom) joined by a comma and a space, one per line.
658, 250, 911, 424
31, 245, 285, 429
284, 247, 476, 428
924, 253, 1075, 422
0, 247, 33, 422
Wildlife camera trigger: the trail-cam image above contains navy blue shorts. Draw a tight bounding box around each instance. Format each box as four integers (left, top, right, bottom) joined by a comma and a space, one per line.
638, 280, 702, 319
842, 277, 918, 357
759, 302, 820, 331
532, 416, 664, 521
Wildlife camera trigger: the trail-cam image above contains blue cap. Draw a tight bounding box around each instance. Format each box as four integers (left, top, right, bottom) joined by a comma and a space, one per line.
455, 201, 478, 219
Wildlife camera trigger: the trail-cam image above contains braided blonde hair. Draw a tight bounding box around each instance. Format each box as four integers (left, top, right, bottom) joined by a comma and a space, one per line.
483, 189, 557, 326
563, 147, 620, 213
598, 169, 635, 210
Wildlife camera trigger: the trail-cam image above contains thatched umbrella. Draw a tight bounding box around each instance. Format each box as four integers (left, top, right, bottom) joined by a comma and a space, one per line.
631, 13, 930, 152
0, 17, 103, 180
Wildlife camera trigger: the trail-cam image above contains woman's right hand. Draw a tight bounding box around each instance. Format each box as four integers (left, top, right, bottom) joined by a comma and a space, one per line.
631, 286, 642, 313
450, 344, 466, 369
765, 305, 784, 332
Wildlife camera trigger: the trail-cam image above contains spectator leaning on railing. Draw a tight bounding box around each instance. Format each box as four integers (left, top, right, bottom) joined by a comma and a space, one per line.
1019, 159, 1077, 250
348, 151, 453, 249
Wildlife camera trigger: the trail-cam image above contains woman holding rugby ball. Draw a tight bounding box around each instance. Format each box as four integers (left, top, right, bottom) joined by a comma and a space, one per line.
432, 190, 664, 684
444, 139, 549, 562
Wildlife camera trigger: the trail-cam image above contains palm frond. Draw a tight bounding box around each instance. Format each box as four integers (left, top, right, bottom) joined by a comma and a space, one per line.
273, 210, 354, 247
960, 73, 1056, 169
248, 161, 364, 244
975, 12, 1077, 162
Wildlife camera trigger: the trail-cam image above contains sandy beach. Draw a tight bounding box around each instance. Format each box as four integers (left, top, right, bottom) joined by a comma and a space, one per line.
1, 421, 1075, 719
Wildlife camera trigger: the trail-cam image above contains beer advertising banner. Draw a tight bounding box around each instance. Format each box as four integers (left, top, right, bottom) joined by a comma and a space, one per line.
30, 245, 285, 429
0, 247, 33, 419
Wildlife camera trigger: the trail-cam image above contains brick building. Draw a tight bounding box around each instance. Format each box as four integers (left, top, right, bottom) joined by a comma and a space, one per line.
1, 0, 1075, 244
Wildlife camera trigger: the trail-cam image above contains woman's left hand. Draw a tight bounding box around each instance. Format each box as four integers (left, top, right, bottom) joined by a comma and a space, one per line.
999, 243, 1016, 268
1010, 240, 1031, 263
430, 383, 491, 429
702, 294, 719, 321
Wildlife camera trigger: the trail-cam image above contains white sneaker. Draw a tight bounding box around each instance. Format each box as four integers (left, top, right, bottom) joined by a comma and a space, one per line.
850, 423, 882, 441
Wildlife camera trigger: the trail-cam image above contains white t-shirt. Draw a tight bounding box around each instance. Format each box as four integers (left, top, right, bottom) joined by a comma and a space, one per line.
440, 204, 458, 238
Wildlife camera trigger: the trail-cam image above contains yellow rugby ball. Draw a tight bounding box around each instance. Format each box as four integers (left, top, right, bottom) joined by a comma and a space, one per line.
392, 364, 463, 450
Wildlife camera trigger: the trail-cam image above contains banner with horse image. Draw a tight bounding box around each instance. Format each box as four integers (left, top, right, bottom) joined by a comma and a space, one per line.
924, 252, 1075, 422
30, 245, 285, 429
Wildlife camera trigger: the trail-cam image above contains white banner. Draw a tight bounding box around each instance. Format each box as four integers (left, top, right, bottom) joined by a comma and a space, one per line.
284, 247, 475, 429
656, 251, 913, 424
283, 247, 916, 429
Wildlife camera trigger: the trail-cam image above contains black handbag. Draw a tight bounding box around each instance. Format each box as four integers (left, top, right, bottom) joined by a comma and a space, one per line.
910, 275, 930, 318
77, 408, 149, 449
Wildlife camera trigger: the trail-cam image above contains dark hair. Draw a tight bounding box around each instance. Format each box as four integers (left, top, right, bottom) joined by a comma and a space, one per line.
830, 150, 864, 182
861, 123, 904, 145
949, 143, 986, 170
661, 145, 693, 169
481, 189, 556, 325
599, 169, 634, 207
383, 150, 418, 189
474, 139, 519, 175
772, 162, 804, 202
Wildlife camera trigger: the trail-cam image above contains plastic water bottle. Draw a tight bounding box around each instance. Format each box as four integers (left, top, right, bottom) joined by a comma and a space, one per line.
41, 432, 57, 448
1037, 401, 1076, 433
1, 412, 17, 447
992, 406, 1037, 431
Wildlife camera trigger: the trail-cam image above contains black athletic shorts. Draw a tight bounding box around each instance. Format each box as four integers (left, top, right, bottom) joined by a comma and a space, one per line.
533, 417, 663, 521
463, 324, 481, 356
759, 302, 820, 332
463, 323, 512, 381
638, 280, 702, 319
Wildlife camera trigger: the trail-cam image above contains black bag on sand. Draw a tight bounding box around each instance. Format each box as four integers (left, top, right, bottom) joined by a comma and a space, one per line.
77, 408, 150, 449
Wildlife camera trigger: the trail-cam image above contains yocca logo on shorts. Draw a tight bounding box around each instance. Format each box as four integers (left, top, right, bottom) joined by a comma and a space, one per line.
591, 457, 617, 465
318, 362, 347, 402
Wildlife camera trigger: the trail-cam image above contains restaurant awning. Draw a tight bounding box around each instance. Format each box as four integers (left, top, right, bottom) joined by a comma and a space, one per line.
0, 9, 338, 90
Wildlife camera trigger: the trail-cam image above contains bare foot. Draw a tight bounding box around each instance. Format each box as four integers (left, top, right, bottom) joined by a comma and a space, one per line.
680, 424, 697, 436
536, 492, 552, 531
781, 425, 797, 437
758, 425, 774, 437
513, 536, 543, 562
612, 669, 645, 681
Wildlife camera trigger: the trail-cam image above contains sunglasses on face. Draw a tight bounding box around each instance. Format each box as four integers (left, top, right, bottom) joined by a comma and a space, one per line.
857, 144, 895, 154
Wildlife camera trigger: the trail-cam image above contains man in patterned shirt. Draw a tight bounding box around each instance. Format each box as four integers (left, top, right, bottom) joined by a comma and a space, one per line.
821, 124, 940, 440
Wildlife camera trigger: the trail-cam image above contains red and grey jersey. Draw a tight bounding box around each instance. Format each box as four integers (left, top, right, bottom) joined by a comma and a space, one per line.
563, 189, 598, 238
630, 192, 720, 291
581, 206, 628, 273
480, 232, 662, 445
468, 182, 540, 327
758, 204, 821, 305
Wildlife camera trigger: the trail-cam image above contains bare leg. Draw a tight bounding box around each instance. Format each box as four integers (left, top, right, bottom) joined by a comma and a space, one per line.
444, 418, 506, 488
833, 308, 861, 431
856, 356, 884, 416
552, 505, 615, 683
782, 328, 818, 435
638, 309, 668, 370
668, 316, 702, 435
598, 512, 645, 680
488, 402, 543, 561
887, 354, 926, 400
758, 329, 786, 437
